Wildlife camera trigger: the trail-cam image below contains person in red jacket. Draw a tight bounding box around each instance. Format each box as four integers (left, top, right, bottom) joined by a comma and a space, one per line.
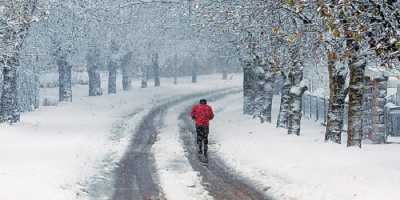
191, 99, 214, 159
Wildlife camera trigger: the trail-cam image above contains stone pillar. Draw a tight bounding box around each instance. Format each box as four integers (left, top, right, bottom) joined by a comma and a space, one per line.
362, 76, 373, 141
371, 76, 388, 143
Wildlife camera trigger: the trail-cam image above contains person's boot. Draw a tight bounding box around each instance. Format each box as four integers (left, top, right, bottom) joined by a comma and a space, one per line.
203, 146, 208, 161
204, 151, 208, 162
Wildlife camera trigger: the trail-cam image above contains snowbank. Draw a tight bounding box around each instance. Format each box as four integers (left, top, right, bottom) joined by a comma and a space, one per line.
212, 93, 400, 200
0, 74, 241, 200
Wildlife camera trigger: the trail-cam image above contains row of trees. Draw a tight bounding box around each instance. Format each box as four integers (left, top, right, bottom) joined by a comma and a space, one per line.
0, 0, 236, 124
193, 0, 400, 147
0, 0, 47, 123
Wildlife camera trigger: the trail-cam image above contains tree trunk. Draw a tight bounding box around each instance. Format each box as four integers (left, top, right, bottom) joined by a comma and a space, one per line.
88, 67, 102, 96
325, 52, 347, 143
121, 52, 133, 91
108, 61, 117, 94
0, 13, 33, 123
173, 54, 178, 84
122, 68, 132, 91
286, 43, 307, 135
173, 71, 178, 85
277, 72, 291, 128
58, 58, 72, 102
253, 67, 274, 123
191, 65, 197, 83
152, 53, 160, 87
141, 65, 148, 88
288, 85, 308, 135
347, 55, 366, 147
86, 48, 102, 96
222, 67, 228, 80
243, 62, 256, 115
0, 56, 20, 123
33, 68, 40, 109
286, 69, 307, 135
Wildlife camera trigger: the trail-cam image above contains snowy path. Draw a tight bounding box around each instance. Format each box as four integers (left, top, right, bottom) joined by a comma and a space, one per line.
110, 88, 253, 200
111, 105, 166, 200
151, 89, 270, 200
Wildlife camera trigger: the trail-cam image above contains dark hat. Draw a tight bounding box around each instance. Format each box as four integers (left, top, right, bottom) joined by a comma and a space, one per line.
199, 99, 207, 104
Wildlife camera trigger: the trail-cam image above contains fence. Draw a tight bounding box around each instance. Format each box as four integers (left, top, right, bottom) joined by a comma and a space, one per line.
302, 92, 400, 138
385, 105, 400, 137
302, 93, 329, 125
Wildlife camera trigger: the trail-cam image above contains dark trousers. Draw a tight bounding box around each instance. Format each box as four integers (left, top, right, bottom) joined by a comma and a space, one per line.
196, 125, 209, 154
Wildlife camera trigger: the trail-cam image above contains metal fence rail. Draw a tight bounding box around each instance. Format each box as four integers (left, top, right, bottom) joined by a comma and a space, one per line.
302, 93, 328, 124
302, 93, 400, 137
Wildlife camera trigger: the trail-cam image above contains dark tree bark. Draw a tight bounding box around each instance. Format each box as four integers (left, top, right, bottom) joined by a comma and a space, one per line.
287, 85, 308, 135
173, 54, 178, 85
141, 65, 148, 88
287, 69, 308, 135
0, 2, 37, 123
108, 40, 119, 94
277, 43, 307, 134
243, 61, 256, 115
121, 52, 133, 91
325, 51, 347, 143
86, 49, 102, 96
88, 68, 102, 96
122, 69, 132, 91
33, 68, 40, 109
173, 68, 178, 85
253, 73, 274, 123
57, 57, 72, 102
0, 56, 20, 123
152, 52, 160, 87
191, 64, 197, 83
108, 61, 117, 94
277, 72, 291, 128
252, 59, 275, 123
222, 69, 228, 80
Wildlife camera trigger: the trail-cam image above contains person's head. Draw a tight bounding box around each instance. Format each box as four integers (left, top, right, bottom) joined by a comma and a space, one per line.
199, 99, 207, 105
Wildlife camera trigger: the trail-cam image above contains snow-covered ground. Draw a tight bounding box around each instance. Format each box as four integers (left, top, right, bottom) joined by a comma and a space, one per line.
3, 72, 400, 200
0, 74, 240, 200
212, 93, 400, 200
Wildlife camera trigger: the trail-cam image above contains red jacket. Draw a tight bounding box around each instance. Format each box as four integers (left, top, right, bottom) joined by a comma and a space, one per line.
191, 104, 214, 127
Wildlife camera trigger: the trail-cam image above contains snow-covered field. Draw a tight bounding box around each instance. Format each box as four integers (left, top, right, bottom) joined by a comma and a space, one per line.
212, 93, 400, 200
0, 74, 240, 200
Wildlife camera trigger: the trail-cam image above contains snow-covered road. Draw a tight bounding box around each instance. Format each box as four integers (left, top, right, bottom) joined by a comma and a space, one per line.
111, 88, 240, 200
108, 88, 271, 200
